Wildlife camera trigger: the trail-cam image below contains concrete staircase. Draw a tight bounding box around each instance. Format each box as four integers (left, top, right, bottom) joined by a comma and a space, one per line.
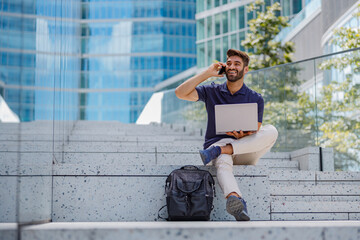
0, 121, 359, 240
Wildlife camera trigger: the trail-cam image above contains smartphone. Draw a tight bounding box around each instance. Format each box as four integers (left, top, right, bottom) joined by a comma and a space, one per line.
218, 66, 226, 75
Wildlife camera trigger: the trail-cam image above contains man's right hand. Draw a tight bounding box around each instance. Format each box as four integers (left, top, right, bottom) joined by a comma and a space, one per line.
208, 62, 226, 78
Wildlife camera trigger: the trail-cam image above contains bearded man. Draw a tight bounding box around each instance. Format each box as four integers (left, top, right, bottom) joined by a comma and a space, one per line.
175, 49, 278, 221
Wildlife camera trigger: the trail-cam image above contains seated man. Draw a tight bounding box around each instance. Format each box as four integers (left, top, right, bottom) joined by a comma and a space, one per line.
175, 49, 278, 221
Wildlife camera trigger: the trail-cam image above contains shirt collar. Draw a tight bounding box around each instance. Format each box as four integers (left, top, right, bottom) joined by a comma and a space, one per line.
220, 81, 248, 95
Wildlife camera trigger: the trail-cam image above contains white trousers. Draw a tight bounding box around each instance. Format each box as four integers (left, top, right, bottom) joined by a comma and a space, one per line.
208, 124, 278, 198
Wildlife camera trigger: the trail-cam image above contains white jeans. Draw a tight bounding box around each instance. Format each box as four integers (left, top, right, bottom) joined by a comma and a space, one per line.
208, 124, 278, 198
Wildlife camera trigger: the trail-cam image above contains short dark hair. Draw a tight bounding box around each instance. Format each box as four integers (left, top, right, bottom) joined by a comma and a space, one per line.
227, 49, 250, 67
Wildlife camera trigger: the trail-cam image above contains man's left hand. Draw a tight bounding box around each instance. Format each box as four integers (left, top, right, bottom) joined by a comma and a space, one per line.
226, 130, 257, 139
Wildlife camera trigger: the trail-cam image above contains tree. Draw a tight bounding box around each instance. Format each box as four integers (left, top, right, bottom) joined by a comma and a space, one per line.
242, 0, 294, 70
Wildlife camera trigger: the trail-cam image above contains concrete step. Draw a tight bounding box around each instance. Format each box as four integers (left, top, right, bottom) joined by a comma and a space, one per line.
271, 213, 359, 221
0, 151, 297, 171
0, 165, 270, 222
270, 183, 360, 195
272, 196, 360, 202
271, 201, 360, 214
0, 141, 205, 152
0, 134, 204, 142
0, 223, 17, 240
50, 165, 269, 222
19, 221, 360, 240
269, 170, 360, 183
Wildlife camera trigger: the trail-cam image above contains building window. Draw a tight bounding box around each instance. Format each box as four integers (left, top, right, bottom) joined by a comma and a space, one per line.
197, 0, 205, 13
292, 0, 302, 14
206, 16, 213, 38
223, 36, 228, 61
239, 6, 245, 29
215, 38, 221, 61
282, 0, 291, 16
222, 11, 228, 34
197, 19, 205, 40
215, 13, 221, 35
230, 8, 237, 32
207, 40, 213, 66
206, 0, 213, 10
230, 33, 237, 49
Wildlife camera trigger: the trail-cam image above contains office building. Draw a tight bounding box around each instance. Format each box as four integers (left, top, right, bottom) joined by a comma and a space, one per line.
0, 0, 196, 122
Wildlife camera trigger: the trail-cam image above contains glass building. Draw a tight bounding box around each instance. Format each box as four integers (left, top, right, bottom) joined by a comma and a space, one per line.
195, 0, 305, 68
0, 0, 196, 123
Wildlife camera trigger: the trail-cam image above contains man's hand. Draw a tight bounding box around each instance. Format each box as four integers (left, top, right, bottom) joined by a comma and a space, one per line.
208, 62, 226, 78
226, 130, 257, 139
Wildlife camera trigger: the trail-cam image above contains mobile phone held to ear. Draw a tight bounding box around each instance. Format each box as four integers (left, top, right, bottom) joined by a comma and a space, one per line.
218, 66, 226, 75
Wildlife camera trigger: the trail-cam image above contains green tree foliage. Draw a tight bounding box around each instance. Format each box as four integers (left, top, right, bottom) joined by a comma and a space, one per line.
242, 0, 294, 70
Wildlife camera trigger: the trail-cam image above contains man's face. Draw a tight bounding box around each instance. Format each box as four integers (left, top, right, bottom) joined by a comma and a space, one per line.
225, 56, 248, 82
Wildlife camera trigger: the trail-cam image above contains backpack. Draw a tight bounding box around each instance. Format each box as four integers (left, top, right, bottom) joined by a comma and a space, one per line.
158, 165, 216, 221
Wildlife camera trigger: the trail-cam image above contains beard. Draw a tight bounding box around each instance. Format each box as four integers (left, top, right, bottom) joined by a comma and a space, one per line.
226, 67, 245, 82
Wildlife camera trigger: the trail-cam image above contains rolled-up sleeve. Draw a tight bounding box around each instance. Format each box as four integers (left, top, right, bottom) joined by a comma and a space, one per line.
195, 85, 207, 102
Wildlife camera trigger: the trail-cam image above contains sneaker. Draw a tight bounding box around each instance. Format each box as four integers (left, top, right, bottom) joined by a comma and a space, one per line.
199, 146, 221, 165
226, 196, 250, 221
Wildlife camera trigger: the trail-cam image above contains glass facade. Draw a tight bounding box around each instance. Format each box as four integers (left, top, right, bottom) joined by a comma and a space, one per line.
0, 0, 196, 123
158, 48, 360, 171
196, 0, 305, 68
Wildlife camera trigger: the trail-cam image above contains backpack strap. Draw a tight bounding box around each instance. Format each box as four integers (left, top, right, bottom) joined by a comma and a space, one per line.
157, 205, 169, 221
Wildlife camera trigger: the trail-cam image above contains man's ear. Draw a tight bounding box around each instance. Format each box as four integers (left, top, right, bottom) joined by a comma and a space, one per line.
244, 66, 249, 74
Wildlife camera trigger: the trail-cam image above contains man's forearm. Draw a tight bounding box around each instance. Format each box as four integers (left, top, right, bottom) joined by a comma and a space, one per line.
175, 71, 210, 99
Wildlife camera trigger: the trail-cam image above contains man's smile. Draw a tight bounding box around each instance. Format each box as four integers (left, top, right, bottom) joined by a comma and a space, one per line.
227, 70, 237, 75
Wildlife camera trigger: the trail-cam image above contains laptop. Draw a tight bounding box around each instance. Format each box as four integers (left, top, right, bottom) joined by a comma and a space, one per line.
215, 103, 258, 134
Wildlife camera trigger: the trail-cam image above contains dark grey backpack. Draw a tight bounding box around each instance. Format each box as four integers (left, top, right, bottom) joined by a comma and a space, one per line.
159, 165, 216, 221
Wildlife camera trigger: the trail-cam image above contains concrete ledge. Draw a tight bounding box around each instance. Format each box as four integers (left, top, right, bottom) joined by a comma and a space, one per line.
271, 196, 332, 202
52, 164, 268, 176
21, 221, 360, 240
52, 175, 269, 221
0, 153, 53, 176
51, 165, 269, 221
271, 201, 360, 213
269, 170, 314, 181
271, 184, 360, 195
290, 147, 334, 171
271, 213, 349, 221
317, 171, 360, 181
0, 223, 17, 240
0, 176, 52, 223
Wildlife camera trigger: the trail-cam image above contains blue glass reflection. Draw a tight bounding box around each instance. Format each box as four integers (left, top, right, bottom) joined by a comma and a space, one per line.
0, 0, 196, 123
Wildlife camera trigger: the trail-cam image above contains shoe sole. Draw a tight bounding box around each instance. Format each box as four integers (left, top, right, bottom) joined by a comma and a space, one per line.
226, 197, 250, 221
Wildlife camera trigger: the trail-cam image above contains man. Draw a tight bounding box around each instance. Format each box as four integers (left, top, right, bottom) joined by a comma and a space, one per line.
175, 49, 278, 221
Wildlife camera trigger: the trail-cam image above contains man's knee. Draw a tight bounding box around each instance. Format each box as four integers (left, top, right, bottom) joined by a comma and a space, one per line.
262, 124, 278, 142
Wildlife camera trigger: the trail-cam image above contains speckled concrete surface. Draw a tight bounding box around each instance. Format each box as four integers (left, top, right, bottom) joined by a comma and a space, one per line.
271, 213, 349, 221
0, 177, 17, 222
53, 164, 268, 177
21, 221, 360, 240
271, 183, 360, 195
52, 174, 269, 221
0, 176, 52, 223
269, 170, 315, 181
271, 201, 360, 213
18, 177, 52, 222
0, 223, 18, 240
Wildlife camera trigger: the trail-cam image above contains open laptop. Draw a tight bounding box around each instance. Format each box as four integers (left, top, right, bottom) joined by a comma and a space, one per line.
215, 103, 258, 134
